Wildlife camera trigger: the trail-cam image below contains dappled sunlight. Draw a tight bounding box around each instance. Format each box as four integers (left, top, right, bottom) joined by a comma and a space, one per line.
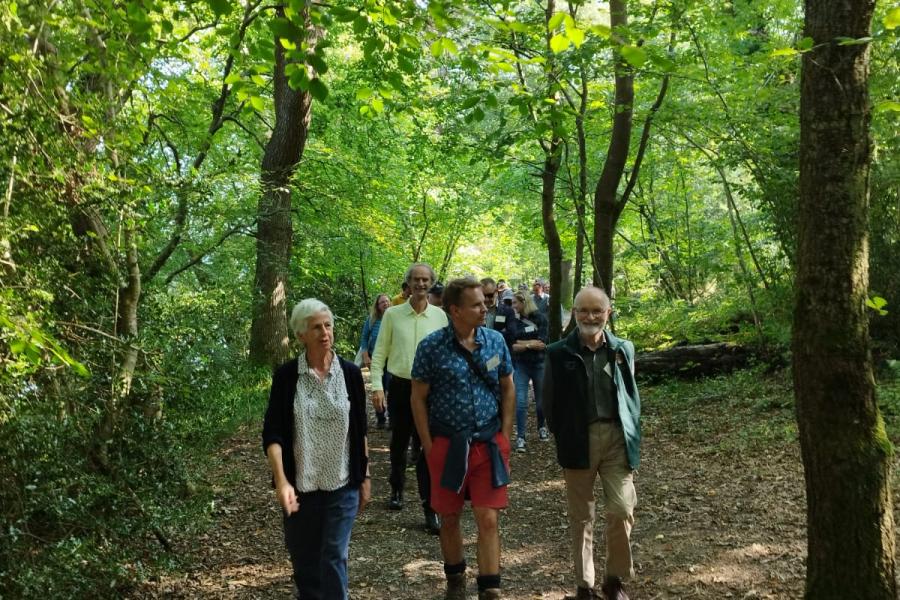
665, 541, 803, 588
513, 477, 568, 494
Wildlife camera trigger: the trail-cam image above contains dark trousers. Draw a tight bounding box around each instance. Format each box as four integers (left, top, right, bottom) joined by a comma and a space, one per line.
387, 375, 431, 507
283, 484, 359, 600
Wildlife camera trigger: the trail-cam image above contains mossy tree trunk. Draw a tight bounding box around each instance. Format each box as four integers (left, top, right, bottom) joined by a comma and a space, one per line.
792, 0, 895, 597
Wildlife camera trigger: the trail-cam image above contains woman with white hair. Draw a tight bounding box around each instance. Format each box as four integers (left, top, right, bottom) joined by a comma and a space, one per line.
262, 298, 371, 600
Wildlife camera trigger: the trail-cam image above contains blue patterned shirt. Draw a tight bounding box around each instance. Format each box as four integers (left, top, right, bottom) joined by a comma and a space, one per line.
412, 324, 513, 433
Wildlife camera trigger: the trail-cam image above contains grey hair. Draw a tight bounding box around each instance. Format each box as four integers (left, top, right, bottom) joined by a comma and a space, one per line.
404, 262, 436, 285
573, 286, 611, 309
289, 298, 333, 338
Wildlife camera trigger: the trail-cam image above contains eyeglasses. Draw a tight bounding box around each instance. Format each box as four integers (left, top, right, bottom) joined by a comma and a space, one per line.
575, 308, 608, 317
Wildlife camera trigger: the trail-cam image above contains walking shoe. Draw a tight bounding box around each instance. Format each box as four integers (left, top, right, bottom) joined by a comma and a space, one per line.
515, 437, 526, 453
478, 588, 502, 600
445, 572, 466, 600
601, 576, 629, 600
538, 426, 550, 441
389, 489, 403, 510
424, 507, 441, 535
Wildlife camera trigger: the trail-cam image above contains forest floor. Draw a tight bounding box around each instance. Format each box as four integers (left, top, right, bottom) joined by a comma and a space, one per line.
134, 369, 900, 599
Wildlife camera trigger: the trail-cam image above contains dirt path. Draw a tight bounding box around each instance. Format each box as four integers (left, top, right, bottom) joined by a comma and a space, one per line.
134, 374, 895, 599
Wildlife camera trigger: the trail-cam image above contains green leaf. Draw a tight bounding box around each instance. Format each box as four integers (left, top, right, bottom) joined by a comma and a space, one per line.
307, 54, 328, 74
279, 38, 297, 50
289, 67, 309, 90
770, 47, 798, 57
590, 24, 611, 38
356, 87, 374, 101
441, 38, 458, 55
331, 6, 357, 22
620, 45, 647, 67
250, 74, 266, 86
371, 97, 384, 113
874, 101, 900, 113
308, 78, 328, 101
549, 33, 570, 53
649, 53, 676, 73
430, 39, 444, 58
567, 28, 585, 48
224, 72, 242, 85
547, 12, 565, 31
249, 96, 266, 111
885, 7, 900, 29
835, 36, 873, 46
271, 17, 302, 40
866, 296, 889, 315
352, 16, 368, 34
562, 14, 575, 31
797, 36, 814, 51
207, 0, 231, 17
473, 107, 485, 122
485, 94, 498, 108
462, 95, 481, 109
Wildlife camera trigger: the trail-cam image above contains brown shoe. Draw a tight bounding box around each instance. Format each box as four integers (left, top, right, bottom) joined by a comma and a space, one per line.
601, 576, 629, 600
478, 588, 501, 600
445, 572, 466, 600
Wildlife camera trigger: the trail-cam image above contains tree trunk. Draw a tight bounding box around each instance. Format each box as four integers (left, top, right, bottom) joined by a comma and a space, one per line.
541, 0, 564, 342
592, 0, 632, 295
542, 146, 564, 342
793, 0, 895, 596
248, 6, 315, 367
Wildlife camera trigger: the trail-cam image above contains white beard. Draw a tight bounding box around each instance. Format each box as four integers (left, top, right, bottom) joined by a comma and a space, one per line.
577, 323, 603, 337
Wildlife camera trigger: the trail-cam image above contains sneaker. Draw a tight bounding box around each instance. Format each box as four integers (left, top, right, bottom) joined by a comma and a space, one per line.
515, 437, 526, 453
539, 426, 550, 441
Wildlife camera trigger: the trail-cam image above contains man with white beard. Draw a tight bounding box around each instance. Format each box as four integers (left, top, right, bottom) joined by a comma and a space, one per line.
542, 286, 641, 600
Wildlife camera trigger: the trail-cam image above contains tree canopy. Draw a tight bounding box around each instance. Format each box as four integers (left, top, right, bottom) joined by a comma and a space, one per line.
1, 0, 899, 596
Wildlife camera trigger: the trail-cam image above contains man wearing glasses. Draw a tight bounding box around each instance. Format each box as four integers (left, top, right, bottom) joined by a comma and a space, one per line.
480, 278, 515, 340
542, 286, 640, 600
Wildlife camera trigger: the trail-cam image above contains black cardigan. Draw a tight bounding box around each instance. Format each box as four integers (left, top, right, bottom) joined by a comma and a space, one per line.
262, 355, 369, 490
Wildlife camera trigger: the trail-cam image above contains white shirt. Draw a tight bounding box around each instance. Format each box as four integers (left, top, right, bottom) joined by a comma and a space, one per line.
292, 352, 351, 492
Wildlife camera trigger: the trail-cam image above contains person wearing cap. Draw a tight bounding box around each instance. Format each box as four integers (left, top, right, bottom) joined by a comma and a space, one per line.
428, 282, 445, 307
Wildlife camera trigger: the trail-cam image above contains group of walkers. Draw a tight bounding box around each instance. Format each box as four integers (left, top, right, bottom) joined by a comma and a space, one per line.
262, 262, 641, 600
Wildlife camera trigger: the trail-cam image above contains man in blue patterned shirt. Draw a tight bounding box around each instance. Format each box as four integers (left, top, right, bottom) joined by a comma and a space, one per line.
411, 277, 515, 600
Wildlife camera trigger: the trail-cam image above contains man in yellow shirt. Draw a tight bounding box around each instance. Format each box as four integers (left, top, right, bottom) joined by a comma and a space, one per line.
391, 281, 410, 305
371, 263, 448, 532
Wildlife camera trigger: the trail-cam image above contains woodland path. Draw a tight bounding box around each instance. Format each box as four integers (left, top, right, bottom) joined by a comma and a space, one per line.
134, 371, 895, 599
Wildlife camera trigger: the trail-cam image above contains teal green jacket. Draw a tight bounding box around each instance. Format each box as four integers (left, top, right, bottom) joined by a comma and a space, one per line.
542, 328, 641, 470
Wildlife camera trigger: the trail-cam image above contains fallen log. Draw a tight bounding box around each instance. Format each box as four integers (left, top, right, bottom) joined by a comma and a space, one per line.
635, 342, 754, 379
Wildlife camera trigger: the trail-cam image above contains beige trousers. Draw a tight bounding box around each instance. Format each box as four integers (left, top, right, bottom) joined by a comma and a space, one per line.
563, 421, 636, 589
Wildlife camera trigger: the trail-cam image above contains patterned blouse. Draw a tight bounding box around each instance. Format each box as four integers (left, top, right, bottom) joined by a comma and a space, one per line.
292, 352, 351, 493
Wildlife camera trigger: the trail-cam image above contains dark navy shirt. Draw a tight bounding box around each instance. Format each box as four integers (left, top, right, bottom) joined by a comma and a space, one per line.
412, 324, 513, 433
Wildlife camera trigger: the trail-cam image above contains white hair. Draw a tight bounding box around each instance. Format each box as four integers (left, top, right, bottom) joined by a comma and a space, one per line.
289, 298, 333, 338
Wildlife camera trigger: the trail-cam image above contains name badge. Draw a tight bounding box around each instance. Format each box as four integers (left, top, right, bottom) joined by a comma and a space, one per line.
524, 325, 536, 333
495, 315, 506, 323
486, 354, 500, 371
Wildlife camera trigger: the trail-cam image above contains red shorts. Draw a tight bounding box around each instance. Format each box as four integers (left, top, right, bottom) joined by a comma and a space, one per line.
427, 432, 511, 515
